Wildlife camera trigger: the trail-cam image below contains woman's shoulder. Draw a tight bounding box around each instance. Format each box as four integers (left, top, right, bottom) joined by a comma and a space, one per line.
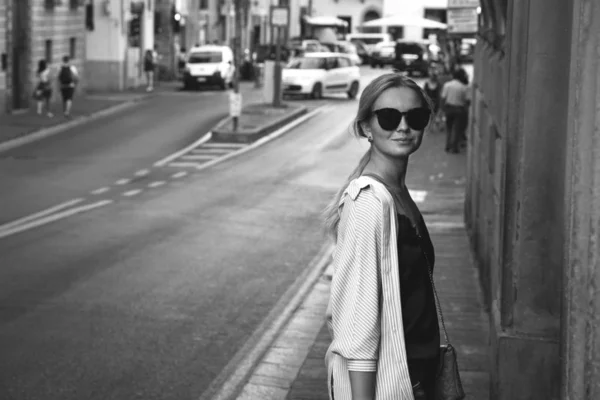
343, 176, 395, 208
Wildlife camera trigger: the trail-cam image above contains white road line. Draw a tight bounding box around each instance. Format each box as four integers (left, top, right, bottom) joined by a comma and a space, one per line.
135, 169, 150, 177
180, 154, 217, 161
91, 187, 110, 195
123, 189, 142, 197
0, 198, 85, 233
194, 106, 326, 173
154, 132, 213, 167
0, 200, 113, 240
167, 162, 204, 168
191, 148, 233, 154
148, 181, 166, 188
172, 171, 188, 179
115, 179, 130, 185
202, 142, 246, 149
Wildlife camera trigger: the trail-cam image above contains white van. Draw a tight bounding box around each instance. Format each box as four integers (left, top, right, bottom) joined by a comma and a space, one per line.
183, 45, 235, 90
345, 33, 393, 51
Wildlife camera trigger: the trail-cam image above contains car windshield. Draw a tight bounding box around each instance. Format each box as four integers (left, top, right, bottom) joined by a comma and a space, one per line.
396, 43, 424, 55
286, 57, 325, 70
188, 51, 222, 63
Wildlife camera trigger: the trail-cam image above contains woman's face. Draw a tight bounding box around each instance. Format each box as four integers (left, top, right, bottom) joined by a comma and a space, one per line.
364, 86, 428, 159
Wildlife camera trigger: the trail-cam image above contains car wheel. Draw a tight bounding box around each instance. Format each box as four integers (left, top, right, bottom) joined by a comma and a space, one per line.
311, 83, 323, 100
347, 81, 359, 100
371, 62, 378, 69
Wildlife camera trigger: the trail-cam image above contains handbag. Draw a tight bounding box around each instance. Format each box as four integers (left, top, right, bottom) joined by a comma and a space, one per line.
428, 267, 466, 400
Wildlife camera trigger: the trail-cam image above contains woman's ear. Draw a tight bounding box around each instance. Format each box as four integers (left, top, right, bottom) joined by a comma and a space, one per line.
360, 120, 371, 136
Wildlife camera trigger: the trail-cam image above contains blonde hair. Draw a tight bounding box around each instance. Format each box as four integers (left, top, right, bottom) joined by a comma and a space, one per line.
322, 73, 434, 241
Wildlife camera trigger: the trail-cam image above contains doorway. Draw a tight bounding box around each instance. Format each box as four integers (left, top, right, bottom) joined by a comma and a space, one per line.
12, 0, 30, 110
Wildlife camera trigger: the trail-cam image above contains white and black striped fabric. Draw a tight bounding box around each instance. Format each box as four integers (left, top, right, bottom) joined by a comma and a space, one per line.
325, 176, 414, 400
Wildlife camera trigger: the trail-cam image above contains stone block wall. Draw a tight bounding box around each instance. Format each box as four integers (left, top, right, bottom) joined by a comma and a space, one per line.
0, 0, 7, 113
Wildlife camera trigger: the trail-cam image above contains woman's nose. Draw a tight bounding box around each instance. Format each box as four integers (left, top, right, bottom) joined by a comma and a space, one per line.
397, 116, 410, 132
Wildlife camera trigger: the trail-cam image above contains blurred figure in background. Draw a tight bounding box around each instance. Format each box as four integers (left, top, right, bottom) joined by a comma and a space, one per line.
34, 59, 53, 117
144, 48, 156, 92
423, 65, 443, 131
57, 55, 79, 118
440, 68, 470, 153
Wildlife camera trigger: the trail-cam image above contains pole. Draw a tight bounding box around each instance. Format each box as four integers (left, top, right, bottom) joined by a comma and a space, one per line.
232, 0, 242, 131
308, 0, 313, 16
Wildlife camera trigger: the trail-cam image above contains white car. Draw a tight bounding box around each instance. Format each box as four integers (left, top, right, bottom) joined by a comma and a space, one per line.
183, 45, 235, 90
282, 53, 361, 99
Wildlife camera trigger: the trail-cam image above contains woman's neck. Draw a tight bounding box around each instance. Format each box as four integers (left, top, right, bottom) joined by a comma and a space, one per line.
363, 153, 409, 190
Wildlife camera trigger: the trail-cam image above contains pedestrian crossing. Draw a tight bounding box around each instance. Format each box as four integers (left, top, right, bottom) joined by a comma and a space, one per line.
164, 141, 247, 169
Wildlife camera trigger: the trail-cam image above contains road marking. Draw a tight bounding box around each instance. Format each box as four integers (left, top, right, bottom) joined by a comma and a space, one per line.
180, 154, 216, 161
0, 198, 85, 233
199, 243, 334, 400
193, 106, 326, 173
115, 179, 130, 185
135, 169, 150, 177
191, 148, 233, 154
91, 187, 110, 195
148, 181, 166, 188
172, 171, 188, 179
168, 161, 204, 168
123, 189, 142, 197
154, 132, 213, 167
0, 200, 113, 240
202, 142, 246, 149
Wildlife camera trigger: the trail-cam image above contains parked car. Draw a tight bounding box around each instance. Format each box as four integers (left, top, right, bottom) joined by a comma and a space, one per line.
182, 45, 235, 90
282, 53, 361, 99
392, 40, 431, 77
352, 40, 371, 65
346, 33, 393, 53
320, 41, 362, 65
370, 41, 396, 68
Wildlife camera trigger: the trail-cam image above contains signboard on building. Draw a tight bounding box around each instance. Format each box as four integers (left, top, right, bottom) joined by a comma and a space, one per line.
270, 6, 289, 27
448, 0, 480, 8
448, 8, 478, 34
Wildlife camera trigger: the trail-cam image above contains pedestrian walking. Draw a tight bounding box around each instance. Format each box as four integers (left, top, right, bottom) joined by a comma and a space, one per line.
423, 65, 443, 131
34, 59, 53, 117
323, 73, 441, 400
144, 48, 157, 92
57, 55, 79, 118
440, 68, 470, 153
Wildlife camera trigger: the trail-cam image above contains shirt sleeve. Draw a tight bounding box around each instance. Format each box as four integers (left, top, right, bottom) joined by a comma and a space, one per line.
330, 190, 382, 372
440, 82, 448, 100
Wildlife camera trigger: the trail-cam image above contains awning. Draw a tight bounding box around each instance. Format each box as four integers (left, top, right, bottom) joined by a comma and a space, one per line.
362, 15, 447, 29
303, 16, 349, 27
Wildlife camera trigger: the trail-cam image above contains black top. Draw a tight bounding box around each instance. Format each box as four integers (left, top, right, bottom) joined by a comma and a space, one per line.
362, 174, 440, 360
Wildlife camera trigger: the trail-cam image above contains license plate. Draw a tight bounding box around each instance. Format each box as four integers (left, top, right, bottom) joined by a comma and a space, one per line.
197, 77, 207, 82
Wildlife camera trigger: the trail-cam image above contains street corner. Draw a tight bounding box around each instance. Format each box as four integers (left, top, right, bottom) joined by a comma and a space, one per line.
210, 102, 308, 144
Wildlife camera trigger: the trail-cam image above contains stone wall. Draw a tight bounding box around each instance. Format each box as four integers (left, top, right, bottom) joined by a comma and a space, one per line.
0, 0, 7, 113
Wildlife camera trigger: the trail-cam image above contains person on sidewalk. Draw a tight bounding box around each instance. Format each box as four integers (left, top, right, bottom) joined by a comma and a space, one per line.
57, 56, 79, 118
323, 73, 440, 400
34, 59, 53, 117
423, 65, 443, 132
440, 68, 470, 153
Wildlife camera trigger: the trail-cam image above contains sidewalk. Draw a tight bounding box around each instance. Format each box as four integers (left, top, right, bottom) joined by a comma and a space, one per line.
0, 82, 181, 146
234, 127, 491, 399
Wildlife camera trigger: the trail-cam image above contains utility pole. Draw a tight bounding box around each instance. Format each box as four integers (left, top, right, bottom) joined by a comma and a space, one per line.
308, 0, 313, 16
232, 0, 243, 131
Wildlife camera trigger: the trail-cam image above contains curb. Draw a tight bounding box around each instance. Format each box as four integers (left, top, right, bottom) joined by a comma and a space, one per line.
198, 243, 334, 400
0, 96, 147, 154
211, 105, 308, 144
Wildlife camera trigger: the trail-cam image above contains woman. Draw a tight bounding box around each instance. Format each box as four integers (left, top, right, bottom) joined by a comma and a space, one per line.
34, 59, 53, 117
144, 48, 156, 92
423, 65, 442, 131
440, 68, 470, 153
324, 73, 440, 400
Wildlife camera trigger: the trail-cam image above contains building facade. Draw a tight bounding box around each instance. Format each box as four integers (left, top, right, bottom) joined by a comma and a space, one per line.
382, 0, 447, 40
468, 0, 600, 398
85, 0, 155, 91
309, 0, 383, 35
2, 0, 87, 114
0, 0, 7, 113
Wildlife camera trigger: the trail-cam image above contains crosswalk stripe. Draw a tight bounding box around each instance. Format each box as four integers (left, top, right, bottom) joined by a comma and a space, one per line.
168, 162, 204, 168
191, 148, 232, 154
202, 142, 246, 149
180, 154, 217, 161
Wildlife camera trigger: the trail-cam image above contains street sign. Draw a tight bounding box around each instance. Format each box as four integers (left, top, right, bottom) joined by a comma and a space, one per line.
229, 92, 242, 117
448, 8, 479, 34
271, 6, 289, 26
448, 0, 480, 8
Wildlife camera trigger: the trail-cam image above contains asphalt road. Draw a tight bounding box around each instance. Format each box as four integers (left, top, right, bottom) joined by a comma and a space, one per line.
0, 68, 387, 400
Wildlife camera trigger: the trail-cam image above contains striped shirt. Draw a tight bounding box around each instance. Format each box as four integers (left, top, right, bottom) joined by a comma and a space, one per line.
325, 176, 415, 400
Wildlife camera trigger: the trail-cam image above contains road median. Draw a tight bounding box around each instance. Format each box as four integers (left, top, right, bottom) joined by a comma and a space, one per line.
211, 103, 308, 144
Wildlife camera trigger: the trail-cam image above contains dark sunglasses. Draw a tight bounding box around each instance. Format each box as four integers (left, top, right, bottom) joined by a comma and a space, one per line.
372, 107, 431, 131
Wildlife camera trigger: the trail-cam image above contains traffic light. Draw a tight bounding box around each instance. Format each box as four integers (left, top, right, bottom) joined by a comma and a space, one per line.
172, 5, 181, 33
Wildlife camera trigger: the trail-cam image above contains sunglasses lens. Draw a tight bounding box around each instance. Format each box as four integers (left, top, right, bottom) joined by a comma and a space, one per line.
375, 109, 402, 131
405, 108, 431, 130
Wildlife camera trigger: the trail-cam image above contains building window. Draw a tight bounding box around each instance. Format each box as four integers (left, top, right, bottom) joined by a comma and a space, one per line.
86, 2, 95, 31
44, 0, 55, 10
1, 53, 6, 71
70, 0, 83, 9
69, 37, 77, 59
45, 40, 53, 63
199, 0, 209, 9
